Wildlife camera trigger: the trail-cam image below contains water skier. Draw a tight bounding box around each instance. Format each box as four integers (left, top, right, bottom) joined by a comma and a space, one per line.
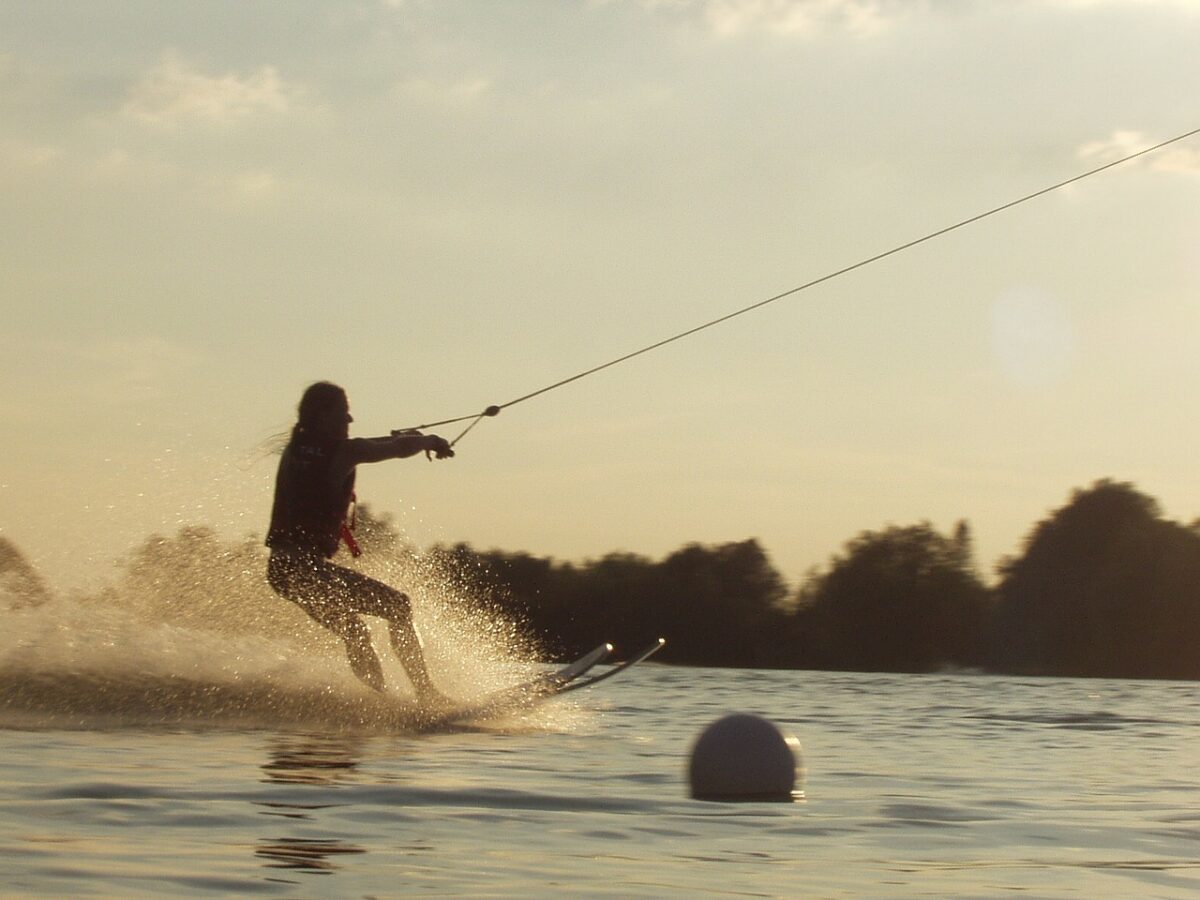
266, 381, 454, 705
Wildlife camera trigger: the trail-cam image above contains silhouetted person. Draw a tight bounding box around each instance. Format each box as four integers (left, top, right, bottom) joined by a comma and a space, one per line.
266, 381, 454, 704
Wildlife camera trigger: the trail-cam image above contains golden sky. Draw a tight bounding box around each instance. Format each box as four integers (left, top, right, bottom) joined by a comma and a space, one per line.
3, 0, 1200, 592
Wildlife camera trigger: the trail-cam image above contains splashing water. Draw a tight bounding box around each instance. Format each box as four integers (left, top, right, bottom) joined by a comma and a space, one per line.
0, 530, 568, 734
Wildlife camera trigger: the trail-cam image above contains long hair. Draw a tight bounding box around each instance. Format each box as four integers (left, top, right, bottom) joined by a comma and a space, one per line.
292, 381, 347, 441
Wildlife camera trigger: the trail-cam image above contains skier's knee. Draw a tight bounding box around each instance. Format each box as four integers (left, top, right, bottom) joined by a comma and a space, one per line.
384, 591, 414, 626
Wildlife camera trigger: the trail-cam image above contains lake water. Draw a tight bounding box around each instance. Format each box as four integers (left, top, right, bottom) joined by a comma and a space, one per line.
2, 653, 1198, 898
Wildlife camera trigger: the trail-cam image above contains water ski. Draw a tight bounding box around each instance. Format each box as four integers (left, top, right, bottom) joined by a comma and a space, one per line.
554, 637, 665, 694
418, 642, 611, 728
421, 638, 665, 729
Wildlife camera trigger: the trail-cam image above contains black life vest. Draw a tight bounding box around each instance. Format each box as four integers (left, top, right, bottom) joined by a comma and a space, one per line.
266, 435, 355, 558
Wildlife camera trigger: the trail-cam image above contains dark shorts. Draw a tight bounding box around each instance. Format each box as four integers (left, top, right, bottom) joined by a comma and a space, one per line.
266, 551, 411, 630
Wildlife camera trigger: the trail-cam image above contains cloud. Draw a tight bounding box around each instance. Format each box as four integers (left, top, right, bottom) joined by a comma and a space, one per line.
1050, 0, 1200, 9
394, 75, 492, 107
702, 0, 902, 36
616, 0, 927, 38
203, 168, 292, 208
83, 143, 291, 209
0, 138, 62, 169
619, 0, 1200, 38
1077, 130, 1200, 176
122, 51, 299, 127
91, 147, 180, 185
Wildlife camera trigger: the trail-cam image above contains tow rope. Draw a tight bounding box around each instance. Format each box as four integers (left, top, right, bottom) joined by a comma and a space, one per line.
397, 126, 1200, 450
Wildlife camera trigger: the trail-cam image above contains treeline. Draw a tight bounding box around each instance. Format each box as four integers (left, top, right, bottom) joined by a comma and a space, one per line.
0, 537, 53, 610
5, 479, 1198, 680
429, 479, 1200, 680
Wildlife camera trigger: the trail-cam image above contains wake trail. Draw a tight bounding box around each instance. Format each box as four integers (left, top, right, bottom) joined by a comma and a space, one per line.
0, 667, 434, 732
0, 542, 566, 735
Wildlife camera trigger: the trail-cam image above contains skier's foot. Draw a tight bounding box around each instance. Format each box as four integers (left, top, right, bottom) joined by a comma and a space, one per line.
417, 686, 454, 711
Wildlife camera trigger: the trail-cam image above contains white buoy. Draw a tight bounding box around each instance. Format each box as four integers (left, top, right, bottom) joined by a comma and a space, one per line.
688, 713, 803, 801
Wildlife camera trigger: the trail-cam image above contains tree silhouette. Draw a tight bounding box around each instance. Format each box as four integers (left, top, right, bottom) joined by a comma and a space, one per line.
994, 479, 1200, 678
437, 539, 790, 665
0, 537, 52, 610
3, 477, 1199, 679
795, 521, 991, 672
103, 526, 333, 645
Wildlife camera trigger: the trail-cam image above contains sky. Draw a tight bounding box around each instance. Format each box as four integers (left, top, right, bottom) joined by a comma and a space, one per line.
2, 0, 1200, 594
